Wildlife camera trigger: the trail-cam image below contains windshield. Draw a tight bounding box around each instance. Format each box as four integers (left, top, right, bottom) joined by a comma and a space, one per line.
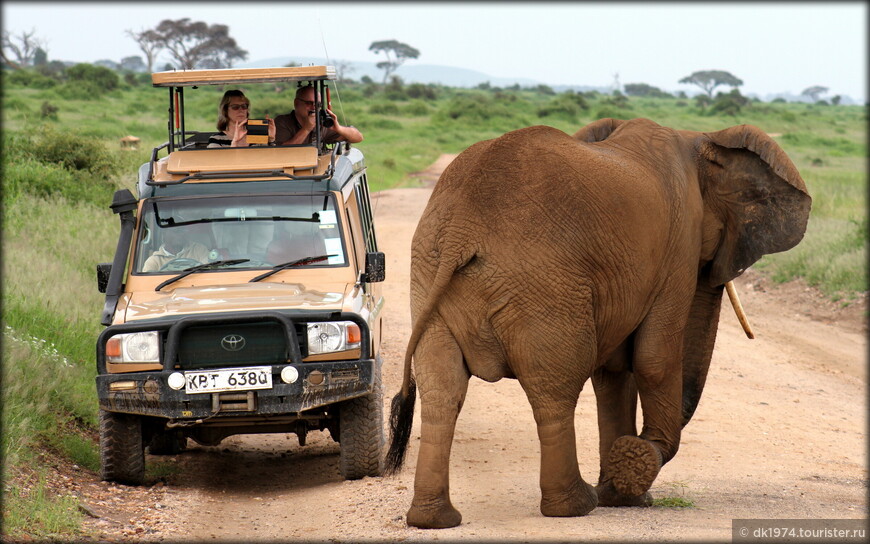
134, 194, 347, 274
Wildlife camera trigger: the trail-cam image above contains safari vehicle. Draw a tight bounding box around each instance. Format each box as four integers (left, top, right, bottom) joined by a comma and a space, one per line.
95, 66, 385, 485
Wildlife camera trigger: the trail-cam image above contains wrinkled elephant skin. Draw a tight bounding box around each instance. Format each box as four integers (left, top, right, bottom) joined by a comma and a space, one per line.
385, 118, 811, 528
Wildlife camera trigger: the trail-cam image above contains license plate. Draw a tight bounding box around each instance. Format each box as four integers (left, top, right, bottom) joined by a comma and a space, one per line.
184, 366, 273, 394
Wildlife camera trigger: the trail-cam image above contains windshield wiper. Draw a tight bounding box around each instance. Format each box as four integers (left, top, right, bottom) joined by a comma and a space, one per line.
248, 254, 336, 283
155, 259, 250, 291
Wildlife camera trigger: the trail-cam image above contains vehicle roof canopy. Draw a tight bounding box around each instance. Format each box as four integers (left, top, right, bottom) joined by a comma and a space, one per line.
151, 66, 336, 87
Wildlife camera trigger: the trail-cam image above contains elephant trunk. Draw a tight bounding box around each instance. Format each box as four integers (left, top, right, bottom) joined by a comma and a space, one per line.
681, 267, 725, 427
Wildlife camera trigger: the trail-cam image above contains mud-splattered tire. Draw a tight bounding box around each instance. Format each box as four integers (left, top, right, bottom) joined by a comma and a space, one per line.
338, 360, 384, 479
99, 409, 145, 485
148, 431, 187, 455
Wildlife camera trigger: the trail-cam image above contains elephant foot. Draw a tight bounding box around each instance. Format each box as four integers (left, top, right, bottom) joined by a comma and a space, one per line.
406, 500, 462, 529
607, 435, 662, 497
595, 478, 653, 507
540, 479, 598, 517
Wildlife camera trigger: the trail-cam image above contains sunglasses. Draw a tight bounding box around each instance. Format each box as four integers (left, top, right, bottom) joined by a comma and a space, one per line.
229, 103, 250, 111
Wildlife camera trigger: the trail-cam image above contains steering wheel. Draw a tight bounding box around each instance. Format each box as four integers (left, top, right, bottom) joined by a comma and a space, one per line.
159, 258, 202, 271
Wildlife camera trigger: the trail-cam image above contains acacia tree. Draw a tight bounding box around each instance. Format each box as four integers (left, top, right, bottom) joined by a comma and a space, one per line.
369, 39, 420, 84
2, 29, 47, 68
126, 28, 164, 73
152, 19, 247, 69
801, 85, 829, 101
679, 70, 743, 97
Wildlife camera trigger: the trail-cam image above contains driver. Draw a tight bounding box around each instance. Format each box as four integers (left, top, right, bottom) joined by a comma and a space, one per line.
142, 227, 211, 272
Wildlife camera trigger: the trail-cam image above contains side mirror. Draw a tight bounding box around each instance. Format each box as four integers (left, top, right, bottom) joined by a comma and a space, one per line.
97, 263, 112, 293
363, 252, 385, 283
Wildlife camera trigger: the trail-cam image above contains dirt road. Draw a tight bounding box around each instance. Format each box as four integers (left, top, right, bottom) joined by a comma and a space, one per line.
79, 156, 866, 542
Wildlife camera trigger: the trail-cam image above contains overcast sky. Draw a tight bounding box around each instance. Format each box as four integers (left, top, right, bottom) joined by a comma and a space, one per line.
3, 2, 867, 101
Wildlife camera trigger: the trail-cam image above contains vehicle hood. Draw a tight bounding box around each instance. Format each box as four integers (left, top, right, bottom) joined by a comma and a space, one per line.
124, 282, 351, 321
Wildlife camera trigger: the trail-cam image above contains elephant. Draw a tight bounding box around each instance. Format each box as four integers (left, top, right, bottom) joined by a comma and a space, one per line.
384, 118, 811, 529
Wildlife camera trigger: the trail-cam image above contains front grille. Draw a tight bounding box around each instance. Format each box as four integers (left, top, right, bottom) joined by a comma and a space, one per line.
176, 322, 307, 369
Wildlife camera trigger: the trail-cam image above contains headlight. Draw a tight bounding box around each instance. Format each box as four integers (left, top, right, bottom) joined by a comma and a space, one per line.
306, 321, 361, 354
106, 331, 161, 363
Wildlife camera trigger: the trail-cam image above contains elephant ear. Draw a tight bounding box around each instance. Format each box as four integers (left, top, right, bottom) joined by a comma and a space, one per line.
699, 124, 812, 287
572, 118, 625, 142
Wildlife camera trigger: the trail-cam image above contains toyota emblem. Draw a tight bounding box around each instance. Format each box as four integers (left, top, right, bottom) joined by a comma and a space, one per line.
221, 334, 246, 352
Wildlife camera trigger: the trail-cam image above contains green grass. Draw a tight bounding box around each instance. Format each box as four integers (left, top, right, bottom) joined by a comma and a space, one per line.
0, 337, 95, 540
0, 70, 864, 538
2, 473, 85, 541
652, 480, 696, 508
652, 496, 696, 508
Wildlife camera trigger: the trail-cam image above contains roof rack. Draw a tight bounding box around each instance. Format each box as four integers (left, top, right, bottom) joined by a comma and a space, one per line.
151, 66, 336, 87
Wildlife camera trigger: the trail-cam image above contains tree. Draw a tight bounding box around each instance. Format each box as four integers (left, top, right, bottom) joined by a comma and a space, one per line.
801, 85, 829, 102
369, 39, 419, 84
126, 28, 163, 73
333, 59, 356, 83
151, 19, 248, 70
679, 70, 743, 97
33, 47, 48, 66
2, 29, 47, 68
120, 56, 147, 73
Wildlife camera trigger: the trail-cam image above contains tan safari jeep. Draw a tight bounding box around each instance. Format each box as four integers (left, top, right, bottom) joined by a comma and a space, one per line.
95, 66, 385, 485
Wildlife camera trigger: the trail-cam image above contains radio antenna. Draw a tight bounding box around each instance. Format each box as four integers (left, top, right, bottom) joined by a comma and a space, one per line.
318, 19, 347, 124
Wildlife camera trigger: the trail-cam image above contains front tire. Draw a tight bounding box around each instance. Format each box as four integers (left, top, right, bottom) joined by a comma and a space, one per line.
338, 361, 384, 479
99, 409, 145, 485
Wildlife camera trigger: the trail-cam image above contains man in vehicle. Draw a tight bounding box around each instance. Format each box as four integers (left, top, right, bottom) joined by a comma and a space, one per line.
274, 85, 363, 146
142, 226, 211, 272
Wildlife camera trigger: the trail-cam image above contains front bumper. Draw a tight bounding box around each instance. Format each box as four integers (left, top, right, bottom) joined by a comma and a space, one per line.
96, 359, 375, 419
95, 310, 375, 420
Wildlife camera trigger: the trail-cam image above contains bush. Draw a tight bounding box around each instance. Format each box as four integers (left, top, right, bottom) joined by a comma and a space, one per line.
54, 80, 107, 100
537, 91, 589, 119
708, 89, 750, 116
64, 63, 121, 99
4, 69, 58, 89
624, 83, 673, 98
403, 100, 433, 116
40, 101, 58, 120
406, 83, 438, 100
436, 94, 517, 122
3, 126, 120, 206
369, 102, 401, 115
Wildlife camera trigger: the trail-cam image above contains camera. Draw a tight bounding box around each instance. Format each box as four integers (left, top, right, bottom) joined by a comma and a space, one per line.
245, 119, 270, 145
319, 109, 335, 128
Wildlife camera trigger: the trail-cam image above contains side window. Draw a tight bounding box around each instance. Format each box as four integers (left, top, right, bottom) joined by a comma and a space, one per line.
354, 173, 378, 252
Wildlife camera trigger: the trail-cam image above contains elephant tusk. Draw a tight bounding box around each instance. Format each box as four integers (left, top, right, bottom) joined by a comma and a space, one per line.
725, 281, 755, 339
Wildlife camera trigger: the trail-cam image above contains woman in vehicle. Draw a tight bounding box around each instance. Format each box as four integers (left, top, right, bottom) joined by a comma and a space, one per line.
208, 90, 276, 147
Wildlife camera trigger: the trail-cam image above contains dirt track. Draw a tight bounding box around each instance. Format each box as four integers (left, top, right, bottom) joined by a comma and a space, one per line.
78, 155, 866, 542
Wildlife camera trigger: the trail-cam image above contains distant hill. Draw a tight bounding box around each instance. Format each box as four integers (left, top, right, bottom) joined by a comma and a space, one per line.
238, 56, 862, 105
240, 56, 540, 88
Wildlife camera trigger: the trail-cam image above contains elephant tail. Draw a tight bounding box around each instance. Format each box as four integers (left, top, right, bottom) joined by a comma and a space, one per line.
384, 374, 416, 475
384, 242, 473, 476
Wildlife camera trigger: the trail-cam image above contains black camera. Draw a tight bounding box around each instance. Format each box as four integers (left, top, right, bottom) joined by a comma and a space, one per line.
319, 109, 335, 128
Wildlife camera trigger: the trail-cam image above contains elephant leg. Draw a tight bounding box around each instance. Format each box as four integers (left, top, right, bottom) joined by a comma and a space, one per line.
406, 322, 469, 529
606, 299, 688, 498
592, 354, 652, 507
517, 354, 597, 517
